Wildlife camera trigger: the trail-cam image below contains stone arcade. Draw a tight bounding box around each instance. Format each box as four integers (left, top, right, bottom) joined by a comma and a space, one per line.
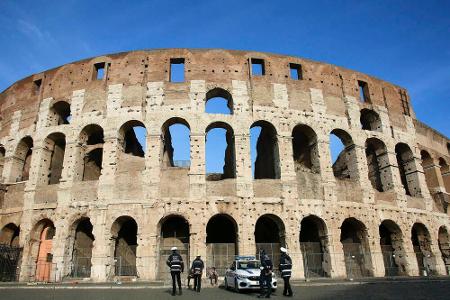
0, 49, 449, 282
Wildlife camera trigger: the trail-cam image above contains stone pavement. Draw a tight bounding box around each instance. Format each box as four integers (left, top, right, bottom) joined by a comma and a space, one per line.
1, 278, 450, 300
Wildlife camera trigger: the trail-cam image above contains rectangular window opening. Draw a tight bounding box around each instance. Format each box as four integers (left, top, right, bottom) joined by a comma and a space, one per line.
33, 79, 42, 93
94, 62, 105, 80
289, 63, 302, 80
251, 58, 265, 76
358, 80, 370, 102
170, 58, 185, 83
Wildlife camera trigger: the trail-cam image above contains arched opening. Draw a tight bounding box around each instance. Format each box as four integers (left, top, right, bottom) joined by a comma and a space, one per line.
411, 223, 436, 276
0, 146, 5, 180
41, 133, 66, 185
30, 219, 55, 282
250, 121, 280, 179
420, 150, 435, 193
117, 120, 147, 173
205, 88, 233, 114
206, 214, 238, 275
79, 124, 104, 181
11, 136, 33, 182
255, 215, 285, 264
158, 215, 190, 280
49, 101, 71, 125
161, 118, 190, 168
438, 226, 450, 275
395, 143, 421, 197
300, 215, 331, 278
68, 218, 94, 278
379, 220, 407, 276
205, 122, 235, 180
365, 138, 391, 192
0, 223, 20, 246
360, 109, 382, 132
0, 223, 22, 281
439, 158, 450, 193
111, 216, 137, 277
330, 129, 356, 180
292, 124, 320, 174
340, 218, 372, 278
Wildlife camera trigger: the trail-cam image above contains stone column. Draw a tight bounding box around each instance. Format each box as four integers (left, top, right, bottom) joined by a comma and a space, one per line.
90, 209, 109, 282
317, 136, 336, 202
367, 229, 386, 277
97, 132, 119, 202
189, 133, 206, 199
328, 224, 347, 278
235, 133, 253, 198
284, 219, 304, 279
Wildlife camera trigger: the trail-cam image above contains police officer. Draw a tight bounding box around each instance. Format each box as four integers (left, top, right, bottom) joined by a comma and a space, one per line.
166, 246, 184, 296
258, 249, 273, 298
191, 255, 204, 292
279, 247, 293, 297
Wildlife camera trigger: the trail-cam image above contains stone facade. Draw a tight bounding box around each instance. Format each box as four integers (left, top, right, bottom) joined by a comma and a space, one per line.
0, 49, 449, 282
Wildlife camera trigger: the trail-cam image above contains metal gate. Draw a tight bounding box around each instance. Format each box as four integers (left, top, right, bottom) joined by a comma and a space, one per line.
158, 241, 189, 281
342, 243, 371, 279
114, 245, 137, 276
381, 245, 399, 276
301, 242, 326, 278
0, 244, 22, 281
206, 243, 235, 276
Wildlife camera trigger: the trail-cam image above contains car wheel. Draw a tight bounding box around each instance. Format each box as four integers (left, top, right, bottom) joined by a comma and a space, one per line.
234, 278, 240, 293
224, 277, 229, 290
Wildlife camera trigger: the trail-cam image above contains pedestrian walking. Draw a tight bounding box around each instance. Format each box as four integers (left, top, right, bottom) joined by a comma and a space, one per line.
279, 247, 293, 297
191, 255, 204, 292
258, 249, 273, 298
166, 247, 184, 296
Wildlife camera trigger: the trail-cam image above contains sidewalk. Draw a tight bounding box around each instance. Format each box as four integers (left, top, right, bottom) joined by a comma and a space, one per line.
1, 276, 449, 289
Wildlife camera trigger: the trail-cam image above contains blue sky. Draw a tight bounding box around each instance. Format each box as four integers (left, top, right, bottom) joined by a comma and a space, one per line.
0, 0, 449, 172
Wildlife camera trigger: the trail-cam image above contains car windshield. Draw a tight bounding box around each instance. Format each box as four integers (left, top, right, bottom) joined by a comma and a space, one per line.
237, 260, 260, 269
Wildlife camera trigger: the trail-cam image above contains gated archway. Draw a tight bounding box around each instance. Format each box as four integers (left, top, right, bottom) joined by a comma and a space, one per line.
255, 214, 285, 265
340, 218, 373, 278
158, 215, 190, 280
206, 214, 238, 275
300, 215, 331, 278
111, 216, 138, 277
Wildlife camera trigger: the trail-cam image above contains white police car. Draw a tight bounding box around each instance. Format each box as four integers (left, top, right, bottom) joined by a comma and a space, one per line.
224, 256, 277, 292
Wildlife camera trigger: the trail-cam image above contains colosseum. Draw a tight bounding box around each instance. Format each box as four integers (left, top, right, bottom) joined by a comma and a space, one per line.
0, 48, 449, 283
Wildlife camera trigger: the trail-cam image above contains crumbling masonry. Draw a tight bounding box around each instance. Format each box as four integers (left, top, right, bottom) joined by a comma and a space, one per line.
0, 49, 449, 282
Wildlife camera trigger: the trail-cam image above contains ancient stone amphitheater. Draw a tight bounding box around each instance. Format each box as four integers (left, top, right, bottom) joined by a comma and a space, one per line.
0, 49, 449, 283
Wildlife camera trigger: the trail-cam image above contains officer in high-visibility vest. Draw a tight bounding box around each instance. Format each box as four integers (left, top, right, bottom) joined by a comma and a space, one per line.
278, 247, 293, 297
166, 247, 184, 296
258, 249, 273, 298
190, 255, 204, 292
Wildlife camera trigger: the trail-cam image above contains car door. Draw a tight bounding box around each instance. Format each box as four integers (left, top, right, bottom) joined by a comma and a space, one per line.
227, 261, 236, 287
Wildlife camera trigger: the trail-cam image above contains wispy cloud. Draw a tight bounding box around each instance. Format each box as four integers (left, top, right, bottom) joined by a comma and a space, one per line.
17, 19, 59, 49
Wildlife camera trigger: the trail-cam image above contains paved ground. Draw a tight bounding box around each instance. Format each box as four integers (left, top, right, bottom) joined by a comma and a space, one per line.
1, 280, 450, 300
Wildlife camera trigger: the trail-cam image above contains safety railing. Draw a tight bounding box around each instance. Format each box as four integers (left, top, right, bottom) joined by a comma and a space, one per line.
0, 251, 447, 284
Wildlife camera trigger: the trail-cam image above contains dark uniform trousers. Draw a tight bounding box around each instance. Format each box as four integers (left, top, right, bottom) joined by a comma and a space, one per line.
171, 271, 182, 294
193, 273, 201, 291
167, 253, 184, 295
283, 276, 292, 296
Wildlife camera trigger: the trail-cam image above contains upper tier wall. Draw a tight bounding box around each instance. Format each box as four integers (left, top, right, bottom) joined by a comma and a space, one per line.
0, 49, 417, 138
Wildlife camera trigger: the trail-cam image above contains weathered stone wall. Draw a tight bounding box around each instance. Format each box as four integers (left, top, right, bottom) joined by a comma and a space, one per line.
0, 49, 449, 282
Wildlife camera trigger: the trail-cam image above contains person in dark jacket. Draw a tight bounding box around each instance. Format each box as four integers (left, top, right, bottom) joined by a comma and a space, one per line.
166, 247, 184, 296
258, 249, 273, 298
190, 255, 204, 292
278, 247, 293, 297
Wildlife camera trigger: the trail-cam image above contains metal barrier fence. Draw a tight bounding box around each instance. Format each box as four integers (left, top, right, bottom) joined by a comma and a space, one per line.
0, 244, 22, 282
0, 251, 447, 283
